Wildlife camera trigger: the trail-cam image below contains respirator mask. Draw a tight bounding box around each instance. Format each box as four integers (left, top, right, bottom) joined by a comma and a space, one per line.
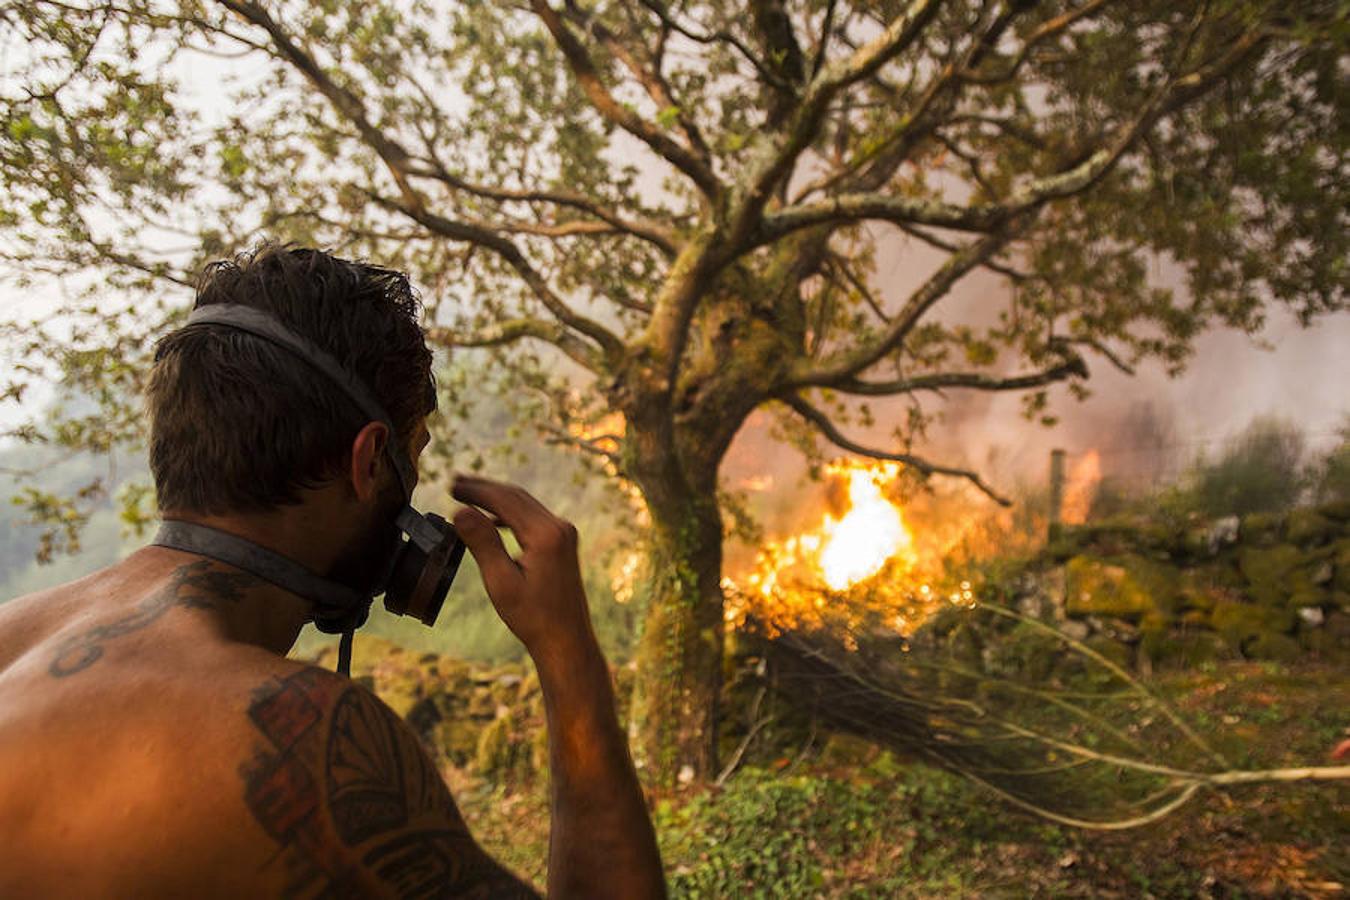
150, 304, 466, 675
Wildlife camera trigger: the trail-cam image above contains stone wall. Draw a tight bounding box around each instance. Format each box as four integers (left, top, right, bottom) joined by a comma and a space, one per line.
1042, 501, 1350, 668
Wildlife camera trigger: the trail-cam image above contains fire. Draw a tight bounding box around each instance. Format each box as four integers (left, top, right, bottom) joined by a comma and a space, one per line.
566, 411, 626, 457
727, 459, 928, 636
1061, 450, 1101, 525
820, 463, 914, 590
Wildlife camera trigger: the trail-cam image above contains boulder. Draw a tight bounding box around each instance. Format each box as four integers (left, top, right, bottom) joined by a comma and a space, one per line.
474, 716, 514, 779
1284, 508, 1337, 547
1245, 633, 1302, 663
1082, 635, 1133, 670
1204, 516, 1241, 555
1141, 629, 1227, 669
1238, 544, 1318, 608
1065, 555, 1169, 621
1210, 600, 1296, 653
466, 687, 497, 719
1317, 499, 1350, 522
434, 718, 482, 767
1240, 512, 1284, 546
1297, 606, 1325, 627
986, 622, 1061, 681
1335, 540, 1350, 593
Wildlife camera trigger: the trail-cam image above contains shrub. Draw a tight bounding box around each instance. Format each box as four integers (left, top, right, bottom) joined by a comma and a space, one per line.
1183, 416, 1308, 518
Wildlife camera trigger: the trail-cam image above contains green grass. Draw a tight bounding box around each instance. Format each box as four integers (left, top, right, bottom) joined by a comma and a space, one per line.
428, 659, 1347, 898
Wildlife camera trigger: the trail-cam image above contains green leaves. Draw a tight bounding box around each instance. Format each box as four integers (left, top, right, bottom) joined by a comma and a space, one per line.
0, 0, 1345, 569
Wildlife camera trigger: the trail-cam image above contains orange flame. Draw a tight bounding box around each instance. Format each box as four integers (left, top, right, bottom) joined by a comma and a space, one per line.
820, 463, 915, 590
727, 460, 936, 637
1061, 450, 1102, 525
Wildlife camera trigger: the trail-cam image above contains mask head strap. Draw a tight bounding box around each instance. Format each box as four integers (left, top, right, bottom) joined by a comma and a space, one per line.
152, 519, 371, 634
176, 304, 418, 498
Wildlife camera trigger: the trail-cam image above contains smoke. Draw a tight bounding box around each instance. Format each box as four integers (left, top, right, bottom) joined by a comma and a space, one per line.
722, 222, 1348, 526
719, 232, 1348, 572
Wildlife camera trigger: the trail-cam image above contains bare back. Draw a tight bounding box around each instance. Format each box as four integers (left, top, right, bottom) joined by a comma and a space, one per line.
0, 555, 535, 898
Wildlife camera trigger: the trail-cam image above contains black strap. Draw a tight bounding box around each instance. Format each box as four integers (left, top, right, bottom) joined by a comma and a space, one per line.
337, 629, 355, 677
152, 520, 372, 638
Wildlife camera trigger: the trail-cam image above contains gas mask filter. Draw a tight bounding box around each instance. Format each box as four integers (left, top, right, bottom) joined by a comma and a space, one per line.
149, 304, 465, 675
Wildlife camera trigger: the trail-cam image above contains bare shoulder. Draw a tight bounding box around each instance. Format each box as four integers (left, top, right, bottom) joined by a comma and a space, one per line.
233, 660, 540, 898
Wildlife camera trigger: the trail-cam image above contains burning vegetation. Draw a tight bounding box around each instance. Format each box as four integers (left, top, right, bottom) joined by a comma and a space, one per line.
724, 459, 979, 641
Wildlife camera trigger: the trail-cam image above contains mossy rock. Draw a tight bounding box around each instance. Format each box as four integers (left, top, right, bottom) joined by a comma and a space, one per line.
1240, 512, 1284, 545
1081, 635, 1133, 671
1299, 626, 1350, 659
474, 716, 514, 779
1127, 557, 1185, 614
1289, 588, 1331, 611
475, 712, 515, 777
490, 677, 523, 707
1326, 610, 1350, 639
466, 687, 497, 719
1334, 540, 1350, 593
1238, 544, 1315, 608
1138, 613, 1173, 665
1245, 633, 1302, 663
945, 622, 984, 667
1064, 555, 1173, 621
1179, 609, 1210, 627
530, 724, 550, 775
405, 694, 453, 745
1045, 528, 1090, 562
1210, 600, 1296, 653
1141, 629, 1227, 668
435, 718, 483, 767
1317, 499, 1350, 522
1284, 508, 1338, 547
820, 733, 879, 767
986, 622, 1061, 681
1181, 527, 1212, 559
1176, 571, 1221, 612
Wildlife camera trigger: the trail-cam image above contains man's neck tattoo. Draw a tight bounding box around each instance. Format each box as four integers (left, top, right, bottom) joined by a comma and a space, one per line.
48, 560, 260, 678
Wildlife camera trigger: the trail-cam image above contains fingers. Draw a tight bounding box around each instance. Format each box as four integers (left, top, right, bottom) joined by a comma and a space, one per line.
452, 504, 522, 599
451, 474, 555, 545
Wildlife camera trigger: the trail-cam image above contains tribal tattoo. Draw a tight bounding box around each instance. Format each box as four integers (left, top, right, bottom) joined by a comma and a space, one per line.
48, 561, 258, 677
243, 669, 539, 899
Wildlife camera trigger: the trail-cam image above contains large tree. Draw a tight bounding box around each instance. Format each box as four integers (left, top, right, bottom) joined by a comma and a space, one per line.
1, 0, 1345, 783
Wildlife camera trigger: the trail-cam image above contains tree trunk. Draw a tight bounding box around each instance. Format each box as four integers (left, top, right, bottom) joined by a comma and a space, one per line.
628, 483, 725, 786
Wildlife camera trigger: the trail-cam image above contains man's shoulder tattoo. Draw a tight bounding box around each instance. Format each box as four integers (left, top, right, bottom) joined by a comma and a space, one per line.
241, 669, 535, 898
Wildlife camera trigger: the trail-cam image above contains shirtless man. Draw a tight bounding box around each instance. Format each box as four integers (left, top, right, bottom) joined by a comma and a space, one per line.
0, 245, 665, 897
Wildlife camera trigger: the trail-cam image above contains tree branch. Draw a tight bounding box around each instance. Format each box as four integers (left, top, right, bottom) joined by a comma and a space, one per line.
559, 1, 714, 168
405, 163, 679, 257
529, 0, 722, 200
780, 392, 1011, 506
426, 319, 601, 372
830, 355, 1089, 397
538, 421, 622, 466
213, 2, 628, 364
729, 0, 943, 241
790, 230, 1014, 388
365, 192, 624, 361
635, 0, 789, 91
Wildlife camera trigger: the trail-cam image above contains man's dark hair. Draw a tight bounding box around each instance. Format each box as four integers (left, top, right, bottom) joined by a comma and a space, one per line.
147, 243, 437, 514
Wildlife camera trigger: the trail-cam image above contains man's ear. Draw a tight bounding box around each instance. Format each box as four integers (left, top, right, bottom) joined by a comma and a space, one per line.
349, 421, 390, 502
